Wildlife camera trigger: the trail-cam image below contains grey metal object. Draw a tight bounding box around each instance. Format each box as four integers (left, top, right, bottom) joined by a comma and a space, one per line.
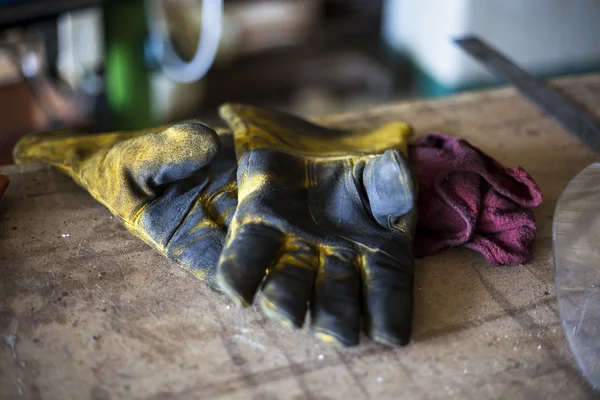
454, 36, 600, 154
553, 163, 600, 389
455, 35, 600, 390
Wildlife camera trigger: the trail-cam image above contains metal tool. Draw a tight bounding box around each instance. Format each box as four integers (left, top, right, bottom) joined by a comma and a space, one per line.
455, 35, 600, 390
455, 36, 600, 154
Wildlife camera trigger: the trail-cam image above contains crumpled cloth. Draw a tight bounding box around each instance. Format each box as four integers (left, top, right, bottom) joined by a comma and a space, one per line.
409, 133, 543, 266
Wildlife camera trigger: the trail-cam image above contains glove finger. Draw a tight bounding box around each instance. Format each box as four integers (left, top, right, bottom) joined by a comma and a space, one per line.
310, 249, 361, 347
217, 223, 283, 306
119, 122, 220, 188
89, 122, 222, 221
362, 250, 414, 347
259, 241, 317, 328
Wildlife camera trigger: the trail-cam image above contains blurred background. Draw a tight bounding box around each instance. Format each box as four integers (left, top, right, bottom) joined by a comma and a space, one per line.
1, 0, 600, 164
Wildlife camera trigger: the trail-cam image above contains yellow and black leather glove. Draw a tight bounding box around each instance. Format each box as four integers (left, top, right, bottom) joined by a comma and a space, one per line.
13, 123, 237, 289
218, 104, 417, 347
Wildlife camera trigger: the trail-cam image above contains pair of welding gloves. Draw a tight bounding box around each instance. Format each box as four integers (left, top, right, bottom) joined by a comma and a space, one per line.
13, 104, 416, 347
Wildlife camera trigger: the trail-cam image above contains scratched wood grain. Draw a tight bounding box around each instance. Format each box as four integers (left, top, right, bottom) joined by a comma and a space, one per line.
2, 74, 600, 400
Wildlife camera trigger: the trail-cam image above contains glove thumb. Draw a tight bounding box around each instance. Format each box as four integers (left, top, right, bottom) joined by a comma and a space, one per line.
363, 149, 416, 228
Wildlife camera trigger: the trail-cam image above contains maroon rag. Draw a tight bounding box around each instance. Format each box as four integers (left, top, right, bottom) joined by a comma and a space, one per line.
409, 133, 543, 266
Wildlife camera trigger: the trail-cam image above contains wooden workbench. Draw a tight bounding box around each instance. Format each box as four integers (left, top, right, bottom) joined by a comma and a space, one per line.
2, 74, 599, 400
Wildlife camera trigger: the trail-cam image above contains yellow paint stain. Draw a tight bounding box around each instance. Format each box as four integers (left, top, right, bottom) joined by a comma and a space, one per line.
238, 214, 275, 227
391, 209, 418, 239
270, 238, 319, 271
216, 274, 251, 308
358, 253, 371, 284
259, 296, 295, 328
314, 331, 342, 346
188, 218, 219, 234
191, 269, 208, 281
238, 172, 268, 200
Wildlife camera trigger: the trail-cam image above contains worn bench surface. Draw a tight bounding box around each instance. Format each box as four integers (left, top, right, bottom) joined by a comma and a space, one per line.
2, 74, 599, 400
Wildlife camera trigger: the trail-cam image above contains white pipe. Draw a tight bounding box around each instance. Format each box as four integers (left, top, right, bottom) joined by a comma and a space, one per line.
146, 0, 223, 84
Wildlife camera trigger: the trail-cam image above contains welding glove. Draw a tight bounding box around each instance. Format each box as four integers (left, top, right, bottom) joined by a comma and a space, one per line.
218, 104, 417, 347
13, 123, 237, 290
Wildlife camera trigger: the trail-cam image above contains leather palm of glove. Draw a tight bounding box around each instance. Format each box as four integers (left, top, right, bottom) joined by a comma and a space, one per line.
13, 123, 237, 290
218, 104, 417, 347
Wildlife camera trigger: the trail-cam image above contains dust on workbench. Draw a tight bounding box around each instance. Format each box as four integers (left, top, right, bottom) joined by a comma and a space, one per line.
1, 74, 600, 400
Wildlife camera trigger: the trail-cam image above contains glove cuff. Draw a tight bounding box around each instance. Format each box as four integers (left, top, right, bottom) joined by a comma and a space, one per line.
219, 103, 412, 159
